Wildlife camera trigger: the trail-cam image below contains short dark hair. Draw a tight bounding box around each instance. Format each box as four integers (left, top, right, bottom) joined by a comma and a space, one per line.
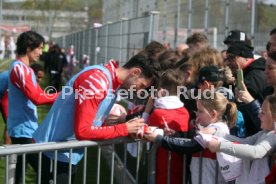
123, 54, 160, 82
159, 69, 183, 94
16, 31, 45, 56
158, 49, 181, 71
144, 41, 166, 59
270, 28, 276, 36
30, 63, 44, 75
186, 32, 208, 45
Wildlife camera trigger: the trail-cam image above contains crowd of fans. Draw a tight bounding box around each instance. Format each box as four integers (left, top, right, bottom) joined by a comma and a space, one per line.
0, 28, 276, 184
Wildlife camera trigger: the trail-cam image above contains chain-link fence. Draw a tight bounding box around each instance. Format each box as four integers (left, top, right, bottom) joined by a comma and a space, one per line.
156, 0, 271, 51
55, 11, 159, 66
103, 0, 275, 52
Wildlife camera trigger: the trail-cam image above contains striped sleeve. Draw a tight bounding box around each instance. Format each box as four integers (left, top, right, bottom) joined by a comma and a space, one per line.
10, 63, 58, 105
73, 69, 128, 140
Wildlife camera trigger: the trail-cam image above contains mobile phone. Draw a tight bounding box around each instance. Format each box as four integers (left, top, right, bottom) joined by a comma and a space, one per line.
236, 69, 245, 91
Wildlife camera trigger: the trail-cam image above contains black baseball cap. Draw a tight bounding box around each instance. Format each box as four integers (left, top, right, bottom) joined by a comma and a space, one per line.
227, 43, 254, 58
224, 30, 248, 45
197, 65, 223, 84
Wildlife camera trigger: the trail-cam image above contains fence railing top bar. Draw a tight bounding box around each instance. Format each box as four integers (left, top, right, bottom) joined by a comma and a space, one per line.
0, 137, 135, 156
127, 11, 160, 21
104, 11, 160, 25
103, 11, 159, 25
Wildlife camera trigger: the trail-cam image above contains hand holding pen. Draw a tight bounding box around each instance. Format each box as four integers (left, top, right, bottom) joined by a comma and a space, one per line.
162, 116, 175, 136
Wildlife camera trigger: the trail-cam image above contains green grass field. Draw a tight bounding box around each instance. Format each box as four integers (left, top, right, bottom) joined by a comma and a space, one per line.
0, 59, 117, 184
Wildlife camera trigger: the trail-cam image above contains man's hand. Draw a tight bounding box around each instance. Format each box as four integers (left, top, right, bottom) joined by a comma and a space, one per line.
105, 113, 126, 125
143, 132, 158, 142
207, 139, 221, 153
125, 118, 145, 134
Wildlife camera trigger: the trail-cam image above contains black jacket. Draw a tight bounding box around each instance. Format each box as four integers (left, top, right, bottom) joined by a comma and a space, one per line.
243, 57, 267, 103
155, 135, 203, 154
239, 57, 268, 136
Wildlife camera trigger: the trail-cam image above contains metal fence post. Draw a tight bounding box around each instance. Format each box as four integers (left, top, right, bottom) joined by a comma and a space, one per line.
199, 152, 203, 184
38, 152, 42, 184
120, 18, 127, 62
213, 27, 218, 48
79, 32, 82, 62
182, 155, 187, 184
97, 146, 101, 184
147, 143, 158, 184
123, 143, 127, 184
68, 149, 73, 184
82, 147, 87, 184
105, 22, 111, 62
110, 145, 115, 184
94, 28, 99, 65
87, 29, 92, 65
74, 33, 77, 61
250, 0, 256, 46
135, 141, 141, 184
162, 0, 168, 43
5, 154, 17, 184
82, 30, 86, 65
148, 13, 153, 44
188, 0, 192, 36
224, 0, 230, 38
204, 0, 209, 34
149, 11, 160, 44
62, 35, 66, 49
174, 0, 181, 49
22, 154, 26, 184
167, 151, 171, 184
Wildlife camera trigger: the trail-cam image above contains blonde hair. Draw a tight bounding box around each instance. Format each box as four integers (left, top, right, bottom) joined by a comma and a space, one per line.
187, 47, 223, 83
198, 92, 237, 127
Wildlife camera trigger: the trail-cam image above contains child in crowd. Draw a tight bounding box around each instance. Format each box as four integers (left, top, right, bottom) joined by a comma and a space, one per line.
144, 92, 237, 184
147, 69, 189, 184
207, 94, 276, 184
196, 65, 246, 137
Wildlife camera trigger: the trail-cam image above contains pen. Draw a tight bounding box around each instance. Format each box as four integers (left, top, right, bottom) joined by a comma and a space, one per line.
162, 116, 169, 129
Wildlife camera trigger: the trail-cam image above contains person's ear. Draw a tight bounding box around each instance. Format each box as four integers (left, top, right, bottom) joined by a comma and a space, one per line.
211, 110, 218, 119
184, 71, 191, 84
202, 80, 210, 89
160, 88, 166, 97
130, 68, 142, 76
185, 71, 191, 78
236, 57, 243, 69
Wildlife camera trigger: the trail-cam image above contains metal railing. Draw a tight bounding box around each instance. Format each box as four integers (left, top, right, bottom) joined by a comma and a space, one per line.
0, 137, 139, 184
1, 137, 274, 184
